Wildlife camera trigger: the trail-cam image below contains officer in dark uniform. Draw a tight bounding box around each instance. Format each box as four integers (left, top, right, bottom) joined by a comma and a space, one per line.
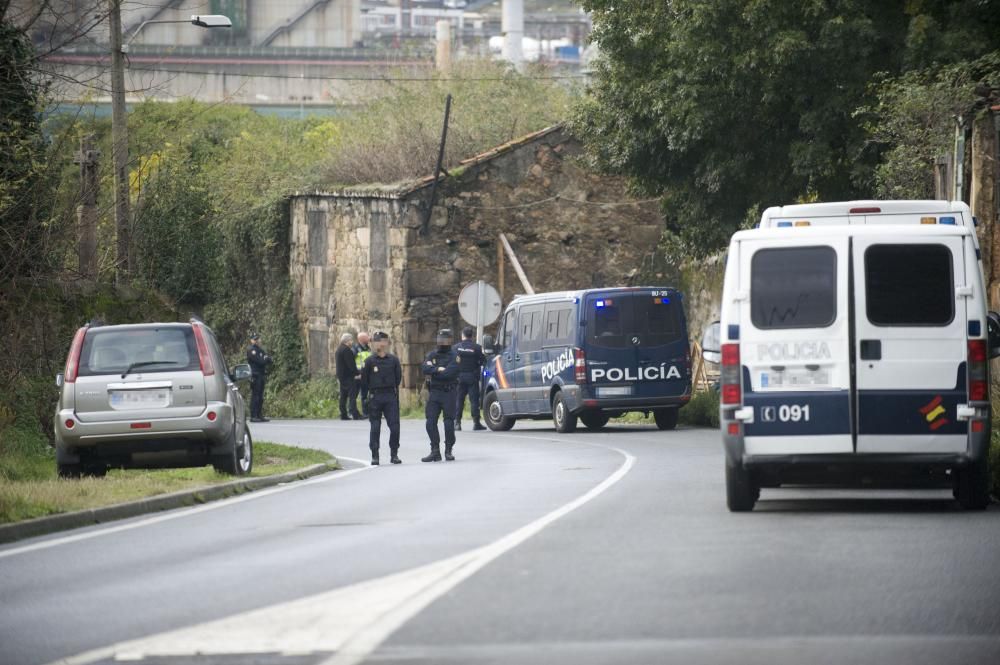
453, 326, 486, 431
246, 333, 273, 423
360, 331, 402, 466
422, 329, 460, 462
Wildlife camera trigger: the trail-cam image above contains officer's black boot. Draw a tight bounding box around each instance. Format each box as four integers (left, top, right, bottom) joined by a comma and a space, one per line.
454, 419, 461, 431
390, 448, 401, 464
444, 444, 455, 462
371, 452, 380, 466
473, 420, 486, 431
421, 445, 442, 463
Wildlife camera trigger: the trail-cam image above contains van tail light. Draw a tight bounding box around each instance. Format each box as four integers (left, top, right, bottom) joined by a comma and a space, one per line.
64, 326, 88, 383
968, 339, 988, 402
574, 348, 587, 384
721, 343, 742, 405
191, 323, 216, 376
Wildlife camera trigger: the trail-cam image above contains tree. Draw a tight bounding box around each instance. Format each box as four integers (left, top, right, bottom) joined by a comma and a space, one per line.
573, 0, 1000, 256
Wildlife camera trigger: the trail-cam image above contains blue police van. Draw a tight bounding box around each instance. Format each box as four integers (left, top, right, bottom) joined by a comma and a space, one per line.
481, 287, 692, 433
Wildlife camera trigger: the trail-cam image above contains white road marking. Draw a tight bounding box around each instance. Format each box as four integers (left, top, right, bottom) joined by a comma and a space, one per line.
0, 457, 373, 561
44, 442, 635, 665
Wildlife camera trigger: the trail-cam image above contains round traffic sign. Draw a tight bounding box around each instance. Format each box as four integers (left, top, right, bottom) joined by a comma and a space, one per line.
458, 280, 502, 327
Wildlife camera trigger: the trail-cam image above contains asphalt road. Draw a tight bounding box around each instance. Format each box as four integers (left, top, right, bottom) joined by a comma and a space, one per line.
1, 418, 999, 665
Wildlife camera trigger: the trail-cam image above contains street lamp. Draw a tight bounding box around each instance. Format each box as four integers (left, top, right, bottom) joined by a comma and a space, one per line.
108, 5, 232, 284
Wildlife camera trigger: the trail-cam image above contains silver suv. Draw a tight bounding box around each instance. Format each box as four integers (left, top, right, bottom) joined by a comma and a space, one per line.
54, 320, 254, 477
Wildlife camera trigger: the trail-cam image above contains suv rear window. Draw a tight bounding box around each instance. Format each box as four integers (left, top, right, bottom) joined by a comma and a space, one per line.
865, 244, 953, 326
78, 327, 200, 377
586, 294, 684, 348
751, 246, 837, 329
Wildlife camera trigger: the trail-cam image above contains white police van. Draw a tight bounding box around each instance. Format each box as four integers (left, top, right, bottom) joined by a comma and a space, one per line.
482, 287, 692, 433
710, 200, 999, 511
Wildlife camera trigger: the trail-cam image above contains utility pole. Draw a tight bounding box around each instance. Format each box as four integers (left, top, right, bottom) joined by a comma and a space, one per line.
109, 0, 130, 284
74, 135, 100, 279
971, 105, 999, 309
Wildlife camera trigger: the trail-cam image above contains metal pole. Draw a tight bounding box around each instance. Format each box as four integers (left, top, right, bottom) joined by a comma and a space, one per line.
74, 135, 100, 279
420, 93, 452, 236
497, 239, 505, 302
109, 0, 130, 284
476, 279, 486, 344
499, 233, 534, 294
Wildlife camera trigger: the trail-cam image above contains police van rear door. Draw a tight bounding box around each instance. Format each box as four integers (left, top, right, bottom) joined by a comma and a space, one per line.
853, 232, 968, 453
740, 235, 853, 455
583, 291, 688, 400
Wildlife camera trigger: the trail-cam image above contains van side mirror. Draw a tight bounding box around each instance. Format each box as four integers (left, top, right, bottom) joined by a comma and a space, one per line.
482, 334, 495, 355
988, 312, 1000, 359
55, 373, 64, 388
232, 364, 252, 382
701, 321, 721, 364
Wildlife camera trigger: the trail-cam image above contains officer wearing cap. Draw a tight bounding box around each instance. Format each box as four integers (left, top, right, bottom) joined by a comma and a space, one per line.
453, 326, 486, 431
422, 328, 460, 462
247, 333, 273, 423
360, 331, 402, 465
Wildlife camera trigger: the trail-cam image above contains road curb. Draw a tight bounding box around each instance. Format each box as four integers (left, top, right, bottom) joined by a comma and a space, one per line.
0, 462, 338, 545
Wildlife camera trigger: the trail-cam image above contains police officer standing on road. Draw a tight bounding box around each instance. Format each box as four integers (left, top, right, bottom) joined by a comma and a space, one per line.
247, 333, 273, 423
453, 326, 486, 431
360, 331, 402, 466
422, 329, 460, 462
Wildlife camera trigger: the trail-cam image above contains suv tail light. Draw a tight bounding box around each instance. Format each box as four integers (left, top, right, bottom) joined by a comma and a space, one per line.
191, 323, 216, 376
968, 339, 988, 402
574, 348, 587, 384
64, 326, 88, 383
721, 343, 741, 405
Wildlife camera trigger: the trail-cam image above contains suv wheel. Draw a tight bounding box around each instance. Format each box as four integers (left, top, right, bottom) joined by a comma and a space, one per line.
580, 411, 609, 431
653, 408, 679, 431
214, 429, 253, 476
552, 392, 577, 433
726, 461, 759, 512
954, 457, 991, 510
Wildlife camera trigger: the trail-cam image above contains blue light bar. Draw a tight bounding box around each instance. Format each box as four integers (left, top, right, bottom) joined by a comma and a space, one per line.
939, 216, 956, 225
595, 300, 605, 308
776, 221, 793, 228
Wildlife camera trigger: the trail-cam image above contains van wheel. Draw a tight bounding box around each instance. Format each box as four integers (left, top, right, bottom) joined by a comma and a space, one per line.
213, 429, 253, 476
483, 392, 515, 431
552, 392, 577, 433
726, 461, 759, 512
580, 411, 610, 431
654, 408, 679, 431
954, 458, 991, 510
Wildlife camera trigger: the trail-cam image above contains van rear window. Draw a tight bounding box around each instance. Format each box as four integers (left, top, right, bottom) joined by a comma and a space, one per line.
751, 247, 837, 329
587, 295, 684, 348
865, 244, 953, 326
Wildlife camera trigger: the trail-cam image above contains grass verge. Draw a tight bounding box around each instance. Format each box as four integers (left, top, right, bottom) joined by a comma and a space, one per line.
0, 440, 337, 525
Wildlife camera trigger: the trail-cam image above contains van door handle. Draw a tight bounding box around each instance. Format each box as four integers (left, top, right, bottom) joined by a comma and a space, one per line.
860, 340, 882, 360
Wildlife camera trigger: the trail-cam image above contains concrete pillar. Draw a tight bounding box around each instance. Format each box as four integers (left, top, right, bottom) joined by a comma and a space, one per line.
502, 0, 523, 67
435, 19, 451, 73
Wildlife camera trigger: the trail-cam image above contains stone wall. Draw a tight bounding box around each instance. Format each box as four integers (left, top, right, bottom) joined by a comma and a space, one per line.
289, 126, 671, 393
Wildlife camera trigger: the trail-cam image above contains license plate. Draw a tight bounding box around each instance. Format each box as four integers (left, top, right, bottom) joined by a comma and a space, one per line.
109, 389, 171, 410
760, 368, 830, 388
597, 386, 632, 397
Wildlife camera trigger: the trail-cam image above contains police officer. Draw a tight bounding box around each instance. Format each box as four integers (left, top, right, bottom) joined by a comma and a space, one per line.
247, 333, 273, 423
453, 326, 486, 431
360, 331, 402, 466
422, 328, 460, 462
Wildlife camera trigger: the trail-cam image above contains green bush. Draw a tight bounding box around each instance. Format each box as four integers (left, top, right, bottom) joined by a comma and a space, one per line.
261, 377, 342, 419
678, 389, 720, 429
990, 429, 1000, 498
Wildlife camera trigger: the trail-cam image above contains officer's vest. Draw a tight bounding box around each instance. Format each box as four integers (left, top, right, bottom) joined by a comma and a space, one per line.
356, 347, 372, 371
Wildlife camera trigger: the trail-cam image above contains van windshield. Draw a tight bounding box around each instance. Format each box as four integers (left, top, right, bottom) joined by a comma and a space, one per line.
78, 328, 200, 377
586, 294, 683, 348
